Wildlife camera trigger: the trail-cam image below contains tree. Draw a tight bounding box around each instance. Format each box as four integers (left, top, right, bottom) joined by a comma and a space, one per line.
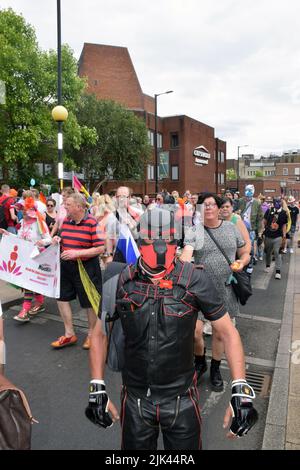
255, 170, 263, 178
226, 168, 237, 180
70, 94, 152, 190
0, 8, 88, 187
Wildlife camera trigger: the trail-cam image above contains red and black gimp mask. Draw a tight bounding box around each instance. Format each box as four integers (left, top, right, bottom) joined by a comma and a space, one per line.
138, 208, 177, 271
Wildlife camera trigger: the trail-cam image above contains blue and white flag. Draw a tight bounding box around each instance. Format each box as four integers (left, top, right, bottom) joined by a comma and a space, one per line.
113, 224, 140, 264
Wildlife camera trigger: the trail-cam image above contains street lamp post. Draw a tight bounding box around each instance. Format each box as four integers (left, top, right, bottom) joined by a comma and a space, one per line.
237, 144, 248, 193
154, 90, 173, 194
52, 0, 68, 192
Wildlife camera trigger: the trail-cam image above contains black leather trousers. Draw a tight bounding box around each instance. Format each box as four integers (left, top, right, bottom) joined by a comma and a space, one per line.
120, 385, 202, 450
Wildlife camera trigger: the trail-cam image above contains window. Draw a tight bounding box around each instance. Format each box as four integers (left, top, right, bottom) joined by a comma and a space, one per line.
283, 168, 288, 176
35, 163, 43, 176
147, 165, 154, 180
218, 151, 225, 163
171, 165, 179, 180
218, 173, 224, 184
147, 130, 154, 146
170, 132, 179, 148
295, 168, 300, 175
157, 133, 163, 149
44, 164, 52, 175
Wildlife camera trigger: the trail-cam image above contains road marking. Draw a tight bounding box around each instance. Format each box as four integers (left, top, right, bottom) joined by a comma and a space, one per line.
237, 313, 281, 324
206, 349, 275, 369
252, 267, 274, 289
201, 381, 229, 415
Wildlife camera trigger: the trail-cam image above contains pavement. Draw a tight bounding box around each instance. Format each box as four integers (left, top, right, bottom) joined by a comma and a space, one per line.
0, 242, 300, 450
262, 239, 300, 450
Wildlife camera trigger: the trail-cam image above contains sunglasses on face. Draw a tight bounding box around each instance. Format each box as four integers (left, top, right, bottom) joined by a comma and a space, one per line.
47, 204, 54, 207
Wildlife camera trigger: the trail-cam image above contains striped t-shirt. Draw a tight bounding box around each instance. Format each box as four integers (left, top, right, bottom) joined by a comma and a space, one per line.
60, 213, 104, 260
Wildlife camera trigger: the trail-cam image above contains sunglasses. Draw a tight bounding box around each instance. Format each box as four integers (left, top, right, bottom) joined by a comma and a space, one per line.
47, 204, 54, 207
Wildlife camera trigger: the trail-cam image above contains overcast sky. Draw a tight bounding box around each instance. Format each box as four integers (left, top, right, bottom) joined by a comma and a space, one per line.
1, 0, 300, 158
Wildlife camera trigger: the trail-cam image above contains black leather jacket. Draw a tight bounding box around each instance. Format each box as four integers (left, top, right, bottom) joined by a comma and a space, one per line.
116, 261, 227, 404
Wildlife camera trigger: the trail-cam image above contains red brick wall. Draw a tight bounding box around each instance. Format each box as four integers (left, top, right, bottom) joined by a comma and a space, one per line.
78, 43, 144, 110
78, 43, 227, 197
143, 94, 155, 114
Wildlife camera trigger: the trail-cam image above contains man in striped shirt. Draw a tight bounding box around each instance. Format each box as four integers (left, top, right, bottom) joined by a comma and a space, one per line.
51, 193, 104, 349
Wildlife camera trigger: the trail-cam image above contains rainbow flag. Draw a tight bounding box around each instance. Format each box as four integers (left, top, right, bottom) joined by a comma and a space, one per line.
72, 175, 90, 199
39, 192, 47, 205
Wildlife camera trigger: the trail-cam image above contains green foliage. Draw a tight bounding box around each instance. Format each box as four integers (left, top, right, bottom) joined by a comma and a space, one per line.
0, 8, 151, 190
0, 8, 88, 186
70, 94, 151, 187
226, 168, 237, 180
255, 170, 263, 177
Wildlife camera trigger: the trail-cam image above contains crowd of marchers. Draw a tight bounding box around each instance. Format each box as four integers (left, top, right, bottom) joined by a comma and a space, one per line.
1, 180, 299, 450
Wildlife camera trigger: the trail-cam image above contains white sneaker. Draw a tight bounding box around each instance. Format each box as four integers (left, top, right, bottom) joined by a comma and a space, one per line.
282, 249, 287, 254
275, 272, 281, 280
264, 267, 270, 273
259, 256, 263, 261
290, 248, 294, 254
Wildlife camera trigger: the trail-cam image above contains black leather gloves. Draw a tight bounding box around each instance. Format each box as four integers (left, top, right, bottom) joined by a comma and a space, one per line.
85, 380, 113, 429
230, 379, 258, 437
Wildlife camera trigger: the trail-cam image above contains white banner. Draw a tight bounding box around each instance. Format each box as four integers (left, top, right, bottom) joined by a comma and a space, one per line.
0, 234, 60, 298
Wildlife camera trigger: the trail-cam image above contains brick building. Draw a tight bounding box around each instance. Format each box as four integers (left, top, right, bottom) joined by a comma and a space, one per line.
227, 155, 300, 199
78, 43, 226, 196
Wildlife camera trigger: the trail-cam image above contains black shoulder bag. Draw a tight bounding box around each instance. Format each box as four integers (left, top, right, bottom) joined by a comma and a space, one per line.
205, 227, 252, 306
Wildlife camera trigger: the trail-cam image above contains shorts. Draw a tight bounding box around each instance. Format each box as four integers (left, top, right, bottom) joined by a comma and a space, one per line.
58, 257, 102, 308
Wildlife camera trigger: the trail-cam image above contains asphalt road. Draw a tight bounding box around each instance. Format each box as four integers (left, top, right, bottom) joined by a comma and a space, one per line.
2, 253, 290, 450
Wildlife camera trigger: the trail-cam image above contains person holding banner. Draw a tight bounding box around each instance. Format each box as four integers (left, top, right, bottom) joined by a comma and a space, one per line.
51, 193, 104, 350
0, 194, 52, 322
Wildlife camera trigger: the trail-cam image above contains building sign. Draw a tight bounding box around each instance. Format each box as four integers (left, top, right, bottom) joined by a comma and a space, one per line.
193, 146, 210, 166
265, 189, 276, 193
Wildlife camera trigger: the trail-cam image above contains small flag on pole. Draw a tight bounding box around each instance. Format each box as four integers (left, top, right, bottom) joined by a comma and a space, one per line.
72, 175, 90, 199
39, 192, 47, 205
113, 224, 140, 264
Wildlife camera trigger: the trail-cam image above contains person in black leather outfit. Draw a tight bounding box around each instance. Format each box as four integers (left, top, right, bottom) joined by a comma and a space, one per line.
85, 207, 258, 450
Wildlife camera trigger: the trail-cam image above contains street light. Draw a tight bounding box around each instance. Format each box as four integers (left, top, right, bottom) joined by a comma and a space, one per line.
52, 0, 68, 191
154, 90, 173, 193
237, 144, 248, 193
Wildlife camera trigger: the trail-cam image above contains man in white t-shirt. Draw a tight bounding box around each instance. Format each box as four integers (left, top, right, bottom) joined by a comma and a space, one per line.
50, 187, 75, 236
32, 189, 47, 215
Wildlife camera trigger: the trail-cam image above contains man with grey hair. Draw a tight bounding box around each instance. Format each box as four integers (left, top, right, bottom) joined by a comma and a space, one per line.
51, 193, 104, 350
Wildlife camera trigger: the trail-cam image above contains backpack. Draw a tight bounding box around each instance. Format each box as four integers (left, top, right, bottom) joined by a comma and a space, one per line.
0, 373, 35, 450
0, 198, 10, 230
100, 262, 127, 372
